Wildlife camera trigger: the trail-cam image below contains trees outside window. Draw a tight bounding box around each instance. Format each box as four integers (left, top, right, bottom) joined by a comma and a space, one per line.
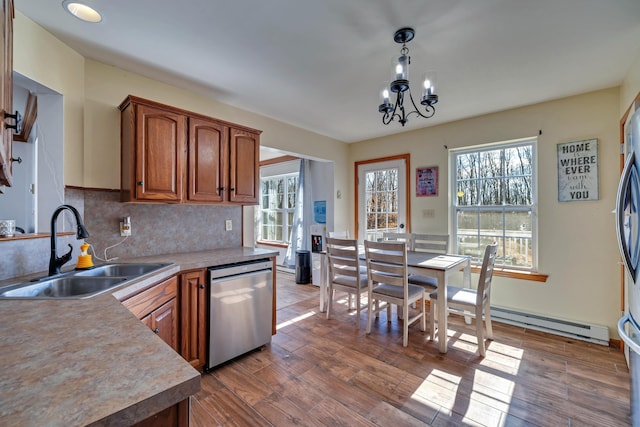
452, 139, 537, 269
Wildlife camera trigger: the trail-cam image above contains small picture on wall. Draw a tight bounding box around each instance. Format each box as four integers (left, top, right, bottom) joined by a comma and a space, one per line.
416, 166, 438, 197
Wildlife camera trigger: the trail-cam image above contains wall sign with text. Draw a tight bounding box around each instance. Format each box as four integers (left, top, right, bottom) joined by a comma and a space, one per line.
416, 166, 438, 197
557, 139, 598, 202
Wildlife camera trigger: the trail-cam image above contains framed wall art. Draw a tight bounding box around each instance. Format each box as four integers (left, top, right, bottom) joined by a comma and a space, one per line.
416, 166, 438, 197
557, 139, 598, 202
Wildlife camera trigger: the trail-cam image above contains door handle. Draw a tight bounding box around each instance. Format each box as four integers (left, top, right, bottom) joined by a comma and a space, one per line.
618, 314, 640, 354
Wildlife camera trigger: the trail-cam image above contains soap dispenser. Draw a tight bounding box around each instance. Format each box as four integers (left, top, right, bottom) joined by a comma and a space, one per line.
76, 242, 95, 269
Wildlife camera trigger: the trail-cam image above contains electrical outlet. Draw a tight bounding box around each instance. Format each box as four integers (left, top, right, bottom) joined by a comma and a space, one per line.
225, 219, 232, 231
120, 217, 132, 237
422, 209, 435, 219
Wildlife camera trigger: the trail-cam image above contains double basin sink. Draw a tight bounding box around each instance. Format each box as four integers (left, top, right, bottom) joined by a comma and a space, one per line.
0, 263, 171, 299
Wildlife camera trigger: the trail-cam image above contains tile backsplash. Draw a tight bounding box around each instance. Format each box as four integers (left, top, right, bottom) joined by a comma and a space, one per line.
1, 188, 243, 280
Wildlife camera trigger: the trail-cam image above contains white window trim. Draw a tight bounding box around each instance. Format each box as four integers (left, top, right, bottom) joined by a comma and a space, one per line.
259, 165, 299, 245
449, 137, 538, 271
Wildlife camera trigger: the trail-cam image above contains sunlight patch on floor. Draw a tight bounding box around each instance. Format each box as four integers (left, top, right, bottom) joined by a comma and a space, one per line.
276, 310, 317, 330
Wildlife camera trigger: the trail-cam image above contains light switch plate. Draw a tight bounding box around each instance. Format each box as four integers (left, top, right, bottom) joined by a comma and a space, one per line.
225, 220, 232, 231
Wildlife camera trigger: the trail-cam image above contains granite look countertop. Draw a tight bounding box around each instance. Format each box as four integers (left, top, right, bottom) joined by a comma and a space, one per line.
0, 247, 277, 426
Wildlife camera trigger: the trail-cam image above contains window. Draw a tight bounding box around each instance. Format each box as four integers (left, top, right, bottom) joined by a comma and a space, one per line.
260, 173, 298, 243
452, 138, 536, 270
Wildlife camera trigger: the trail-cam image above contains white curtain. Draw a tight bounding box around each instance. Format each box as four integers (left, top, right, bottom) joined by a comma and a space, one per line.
284, 159, 312, 267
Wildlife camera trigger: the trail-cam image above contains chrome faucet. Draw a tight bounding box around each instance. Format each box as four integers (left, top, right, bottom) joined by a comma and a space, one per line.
48, 204, 90, 276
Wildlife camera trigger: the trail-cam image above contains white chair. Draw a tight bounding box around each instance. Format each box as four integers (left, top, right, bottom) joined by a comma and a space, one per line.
429, 242, 499, 357
326, 237, 368, 328
408, 234, 449, 291
364, 240, 426, 347
382, 231, 412, 245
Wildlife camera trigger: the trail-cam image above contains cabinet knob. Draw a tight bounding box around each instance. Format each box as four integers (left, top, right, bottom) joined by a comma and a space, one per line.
218, 187, 225, 191
153, 328, 159, 334
230, 188, 235, 192
138, 181, 144, 186
199, 284, 205, 289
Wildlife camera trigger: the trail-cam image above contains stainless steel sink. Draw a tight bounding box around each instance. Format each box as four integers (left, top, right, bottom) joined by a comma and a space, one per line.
0, 276, 129, 298
73, 263, 170, 278
0, 262, 172, 299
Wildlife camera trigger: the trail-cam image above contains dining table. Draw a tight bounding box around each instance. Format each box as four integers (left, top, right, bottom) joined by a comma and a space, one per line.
319, 249, 471, 353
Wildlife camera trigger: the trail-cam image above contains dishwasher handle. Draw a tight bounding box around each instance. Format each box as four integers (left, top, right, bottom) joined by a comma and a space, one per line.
208, 260, 272, 279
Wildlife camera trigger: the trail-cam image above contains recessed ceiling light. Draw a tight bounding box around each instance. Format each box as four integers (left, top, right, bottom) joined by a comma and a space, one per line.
62, 1, 102, 23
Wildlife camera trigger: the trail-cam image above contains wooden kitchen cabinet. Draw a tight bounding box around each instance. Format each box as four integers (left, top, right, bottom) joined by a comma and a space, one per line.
187, 117, 226, 203
122, 275, 179, 352
0, 0, 14, 187
179, 269, 207, 370
120, 95, 261, 205
229, 127, 260, 203
120, 99, 186, 202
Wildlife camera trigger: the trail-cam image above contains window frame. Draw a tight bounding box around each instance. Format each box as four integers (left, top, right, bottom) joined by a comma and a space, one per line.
450, 137, 538, 271
259, 171, 298, 245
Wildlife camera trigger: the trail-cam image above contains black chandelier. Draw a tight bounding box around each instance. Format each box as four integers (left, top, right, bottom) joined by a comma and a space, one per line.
378, 27, 438, 126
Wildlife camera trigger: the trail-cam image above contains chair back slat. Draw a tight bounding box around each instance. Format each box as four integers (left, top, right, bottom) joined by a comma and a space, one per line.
326, 237, 360, 280
364, 240, 408, 289
411, 233, 448, 254
476, 243, 499, 305
382, 232, 412, 246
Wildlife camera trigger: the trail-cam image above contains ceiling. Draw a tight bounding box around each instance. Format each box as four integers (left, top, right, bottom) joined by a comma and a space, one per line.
16, 0, 640, 143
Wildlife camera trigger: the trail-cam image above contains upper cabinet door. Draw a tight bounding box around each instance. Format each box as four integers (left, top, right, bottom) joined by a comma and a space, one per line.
187, 117, 227, 203
135, 104, 186, 202
0, 0, 14, 187
229, 128, 259, 204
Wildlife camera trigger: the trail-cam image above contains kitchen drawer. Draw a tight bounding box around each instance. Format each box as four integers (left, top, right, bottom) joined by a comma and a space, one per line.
122, 276, 178, 320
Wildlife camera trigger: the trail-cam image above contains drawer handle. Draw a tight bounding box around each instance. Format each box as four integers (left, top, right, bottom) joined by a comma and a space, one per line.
153, 328, 159, 334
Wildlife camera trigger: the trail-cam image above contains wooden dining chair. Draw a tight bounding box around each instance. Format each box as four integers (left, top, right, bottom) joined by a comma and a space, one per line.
364, 240, 426, 347
429, 242, 499, 357
326, 237, 368, 328
408, 234, 449, 291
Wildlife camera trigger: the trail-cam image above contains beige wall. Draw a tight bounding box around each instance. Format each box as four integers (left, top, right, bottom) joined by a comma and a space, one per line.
350, 88, 622, 335
13, 12, 85, 187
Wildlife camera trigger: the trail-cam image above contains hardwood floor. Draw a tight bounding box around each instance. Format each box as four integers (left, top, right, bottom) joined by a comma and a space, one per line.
191, 271, 631, 426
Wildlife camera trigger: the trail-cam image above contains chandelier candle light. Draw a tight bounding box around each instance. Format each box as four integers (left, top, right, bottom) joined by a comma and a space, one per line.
379, 27, 438, 126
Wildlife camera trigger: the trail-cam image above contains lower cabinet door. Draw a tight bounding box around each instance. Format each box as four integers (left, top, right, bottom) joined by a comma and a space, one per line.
141, 297, 179, 352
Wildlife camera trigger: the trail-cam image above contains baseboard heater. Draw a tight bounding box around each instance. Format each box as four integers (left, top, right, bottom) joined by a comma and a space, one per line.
491, 306, 610, 346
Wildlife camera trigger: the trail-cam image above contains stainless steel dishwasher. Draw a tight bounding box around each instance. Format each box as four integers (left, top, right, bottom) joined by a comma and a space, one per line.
207, 259, 273, 369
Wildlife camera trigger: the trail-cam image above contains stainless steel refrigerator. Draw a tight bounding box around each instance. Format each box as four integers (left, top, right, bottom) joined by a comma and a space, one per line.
616, 99, 640, 427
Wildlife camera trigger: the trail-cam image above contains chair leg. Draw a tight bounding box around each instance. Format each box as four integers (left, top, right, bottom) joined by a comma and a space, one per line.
429, 300, 436, 341
485, 302, 493, 340
366, 290, 374, 335
476, 306, 486, 357
402, 303, 409, 347
420, 297, 426, 332
355, 291, 361, 329
326, 287, 333, 320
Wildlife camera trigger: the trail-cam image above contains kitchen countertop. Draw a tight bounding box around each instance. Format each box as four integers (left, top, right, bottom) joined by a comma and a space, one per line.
0, 247, 277, 426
